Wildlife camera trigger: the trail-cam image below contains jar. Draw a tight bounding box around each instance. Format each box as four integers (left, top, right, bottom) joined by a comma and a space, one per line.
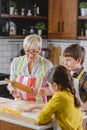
29, 26, 35, 34
21, 8, 25, 15
14, 8, 18, 15
10, 26, 16, 36
27, 9, 32, 16
22, 29, 26, 35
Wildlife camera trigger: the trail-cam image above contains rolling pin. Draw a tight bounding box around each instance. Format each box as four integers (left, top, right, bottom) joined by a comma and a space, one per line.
5, 78, 33, 93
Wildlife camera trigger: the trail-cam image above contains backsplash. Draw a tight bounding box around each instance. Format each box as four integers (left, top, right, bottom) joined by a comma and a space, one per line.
0, 39, 23, 74
47, 39, 87, 70
0, 38, 87, 74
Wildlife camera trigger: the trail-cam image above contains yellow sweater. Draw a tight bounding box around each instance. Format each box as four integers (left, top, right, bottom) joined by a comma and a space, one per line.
38, 90, 83, 130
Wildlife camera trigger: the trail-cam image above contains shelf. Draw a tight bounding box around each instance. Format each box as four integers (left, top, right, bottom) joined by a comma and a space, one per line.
0, 0, 48, 39
1, 14, 9, 18
78, 16, 87, 20
14, 35, 48, 39
0, 35, 48, 39
1, 14, 48, 19
77, 36, 87, 40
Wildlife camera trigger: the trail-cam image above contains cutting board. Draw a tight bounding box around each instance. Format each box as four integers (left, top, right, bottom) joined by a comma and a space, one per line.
47, 44, 61, 65
0, 99, 43, 125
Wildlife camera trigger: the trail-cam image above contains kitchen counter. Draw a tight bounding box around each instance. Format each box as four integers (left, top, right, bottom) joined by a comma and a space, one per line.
0, 97, 54, 130
0, 97, 87, 130
0, 115, 53, 130
0, 80, 7, 85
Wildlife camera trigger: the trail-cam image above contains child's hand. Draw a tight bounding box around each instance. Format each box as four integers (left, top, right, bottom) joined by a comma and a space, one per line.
38, 88, 53, 96
38, 88, 46, 95
20, 104, 46, 112
20, 107, 35, 112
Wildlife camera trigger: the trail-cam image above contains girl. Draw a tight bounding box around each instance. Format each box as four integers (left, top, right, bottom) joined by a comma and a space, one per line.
22, 65, 83, 130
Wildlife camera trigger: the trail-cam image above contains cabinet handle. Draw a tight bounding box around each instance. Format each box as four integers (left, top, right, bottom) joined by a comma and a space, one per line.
58, 22, 60, 32
58, 22, 64, 32
62, 22, 64, 32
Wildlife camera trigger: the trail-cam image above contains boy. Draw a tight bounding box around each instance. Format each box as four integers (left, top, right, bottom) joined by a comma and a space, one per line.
63, 43, 87, 103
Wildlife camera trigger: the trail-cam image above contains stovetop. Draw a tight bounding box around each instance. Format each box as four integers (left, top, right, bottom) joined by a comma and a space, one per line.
0, 73, 9, 81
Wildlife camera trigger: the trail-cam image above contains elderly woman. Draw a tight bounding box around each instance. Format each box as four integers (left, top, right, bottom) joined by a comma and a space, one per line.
7, 34, 53, 103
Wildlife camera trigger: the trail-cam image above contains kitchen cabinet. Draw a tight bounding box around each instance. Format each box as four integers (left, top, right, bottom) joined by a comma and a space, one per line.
0, 0, 86, 40
48, 0, 78, 39
77, 0, 87, 40
0, 0, 48, 39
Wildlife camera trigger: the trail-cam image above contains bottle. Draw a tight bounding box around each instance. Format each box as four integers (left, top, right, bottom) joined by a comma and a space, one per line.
2, 5, 5, 14
36, 6, 40, 16
22, 29, 26, 35
33, 4, 37, 16
81, 28, 84, 36
2, 26, 5, 35
21, 8, 25, 16
29, 26, 35, 34
14, 8, 18, 15
27, 9, 32, 16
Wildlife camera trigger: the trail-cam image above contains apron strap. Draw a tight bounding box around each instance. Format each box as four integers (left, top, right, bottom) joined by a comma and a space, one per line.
77, 69, 85, 80
36, 56, 47, 103
40, 56, 46, 76
16, 55, 46, 86
16, 55, 46, 103
16, 56, 24, 80
38, 56, 46, 87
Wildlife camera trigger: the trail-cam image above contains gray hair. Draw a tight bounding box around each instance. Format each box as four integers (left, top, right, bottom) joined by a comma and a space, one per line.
23, 34, 42, 50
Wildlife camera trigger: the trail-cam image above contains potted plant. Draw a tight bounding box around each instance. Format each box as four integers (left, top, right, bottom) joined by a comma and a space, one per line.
35, 22, 46, 35
85, 23, 87, 36
9, 1, 17, 15
79, 2, 87, 16
10, 1, 17, 8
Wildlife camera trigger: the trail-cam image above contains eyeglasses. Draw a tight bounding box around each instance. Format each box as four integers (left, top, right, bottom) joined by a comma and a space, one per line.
24, 49, 40, 55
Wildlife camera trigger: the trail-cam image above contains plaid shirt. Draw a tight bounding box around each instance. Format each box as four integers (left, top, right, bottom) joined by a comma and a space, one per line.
73, 67, 87, 103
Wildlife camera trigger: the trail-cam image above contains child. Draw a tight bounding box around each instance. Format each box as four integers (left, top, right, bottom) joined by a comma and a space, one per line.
63, 43, 87, 103
22, 65, 83, 130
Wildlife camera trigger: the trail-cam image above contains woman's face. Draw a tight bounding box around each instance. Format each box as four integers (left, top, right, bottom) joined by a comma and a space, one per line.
24, 48, 41, 61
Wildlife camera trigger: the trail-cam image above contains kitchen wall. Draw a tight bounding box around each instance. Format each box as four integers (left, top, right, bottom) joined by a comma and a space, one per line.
0, 38, 23, 74
0, 38, 87, 74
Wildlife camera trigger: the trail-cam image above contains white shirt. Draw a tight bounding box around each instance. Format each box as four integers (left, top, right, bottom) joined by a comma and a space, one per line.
10, 55, 53, 80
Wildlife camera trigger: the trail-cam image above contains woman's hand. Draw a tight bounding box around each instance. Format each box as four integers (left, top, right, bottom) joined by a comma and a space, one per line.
10, 89, 20, 98
7, 83, 20, 98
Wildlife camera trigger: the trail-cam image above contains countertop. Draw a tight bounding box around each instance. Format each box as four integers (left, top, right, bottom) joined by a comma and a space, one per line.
0, 80, 7, 85
0, 98, 87, 130
0, 97, 54, 130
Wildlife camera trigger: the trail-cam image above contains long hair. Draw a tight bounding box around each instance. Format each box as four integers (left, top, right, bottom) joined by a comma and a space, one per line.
46, 65, 81, 107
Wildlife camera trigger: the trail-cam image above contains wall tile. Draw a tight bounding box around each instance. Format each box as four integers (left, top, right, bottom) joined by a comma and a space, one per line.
0, 38, 87, 74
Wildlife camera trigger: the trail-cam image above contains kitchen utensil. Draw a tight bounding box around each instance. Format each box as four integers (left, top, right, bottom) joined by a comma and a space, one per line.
5, 78, 33, 93
40, 48, 50, 58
